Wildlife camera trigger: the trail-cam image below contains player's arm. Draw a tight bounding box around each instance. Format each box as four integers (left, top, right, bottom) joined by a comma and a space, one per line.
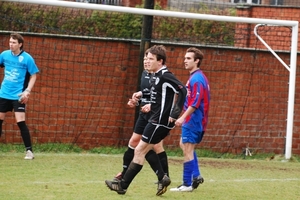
175, 106, 196, 126
18, 73, 37, 104
169, 76, 187, 120
127, 91, 143, 107
26, 73, 37, 92
176, 81, 203, 126
170, 87, 186, 120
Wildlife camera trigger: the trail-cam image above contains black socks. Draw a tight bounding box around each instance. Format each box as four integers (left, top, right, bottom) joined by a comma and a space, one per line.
121, 162, 143, 189
17, 121, 32, 152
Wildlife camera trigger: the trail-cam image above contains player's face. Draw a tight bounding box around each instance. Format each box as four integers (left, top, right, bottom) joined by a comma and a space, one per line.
9, 37, 22, 54
184, 52, 198, 72
147, 52, 162, 73
143, 56, 150, 71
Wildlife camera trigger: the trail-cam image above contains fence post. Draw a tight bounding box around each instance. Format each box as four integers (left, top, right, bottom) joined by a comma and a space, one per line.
134, 0, 154, 123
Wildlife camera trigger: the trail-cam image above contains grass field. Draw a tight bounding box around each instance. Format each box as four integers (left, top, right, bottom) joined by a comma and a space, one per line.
0, 150, 299, 200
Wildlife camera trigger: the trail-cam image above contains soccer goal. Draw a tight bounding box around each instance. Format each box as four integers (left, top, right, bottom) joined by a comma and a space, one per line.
0, 0, 298, 159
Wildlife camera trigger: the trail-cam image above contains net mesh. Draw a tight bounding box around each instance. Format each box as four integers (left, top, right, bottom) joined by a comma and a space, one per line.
0, 1, 296, 154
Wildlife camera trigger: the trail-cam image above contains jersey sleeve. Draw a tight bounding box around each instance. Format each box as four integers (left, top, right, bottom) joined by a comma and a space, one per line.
164, 72, 187, 119
189, 76, 204, 109
26, 53, 39, 75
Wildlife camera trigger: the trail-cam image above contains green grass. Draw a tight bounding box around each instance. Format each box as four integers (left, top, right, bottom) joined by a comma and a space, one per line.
0, 144, 299, 200
2, 143, 299, 161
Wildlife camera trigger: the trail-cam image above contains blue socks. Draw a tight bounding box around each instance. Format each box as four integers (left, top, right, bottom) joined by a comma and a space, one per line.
183, 151, 201, 186
192, 151, 201, 178
183, 160, 193, 186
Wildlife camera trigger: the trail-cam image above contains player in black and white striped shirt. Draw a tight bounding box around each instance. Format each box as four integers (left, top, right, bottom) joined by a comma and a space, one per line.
111, 50, 169, 183
106, 45, 187, 196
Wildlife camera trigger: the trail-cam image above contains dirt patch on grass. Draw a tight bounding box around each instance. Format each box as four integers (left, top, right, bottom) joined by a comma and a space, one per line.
168, 157, 297, 172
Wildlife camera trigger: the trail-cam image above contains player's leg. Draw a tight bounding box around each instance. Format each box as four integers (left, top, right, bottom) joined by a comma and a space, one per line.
191, 150, 204, 189
145, 140, 169, 178
114, 133, 142, 180
141, 125, 171, 196
106, 140, 154, 194
105, 140, 154, 195
0, 98, 10, 137
0, 112, 5, 137
105, 123, 170, 196
14, 101, 34, 159
145, 149, 162, 176
170, 127, 197, 192
192, 131, 205, 189
182, 142, 195, 185
153, 140, 169, 177
114, 112, 147, 180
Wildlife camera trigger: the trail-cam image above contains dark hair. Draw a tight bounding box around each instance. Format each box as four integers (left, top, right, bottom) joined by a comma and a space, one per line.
10, 33, 24, 50
186, 47, 204, 67
144, 48, 150, 56
148, 45, 166, 65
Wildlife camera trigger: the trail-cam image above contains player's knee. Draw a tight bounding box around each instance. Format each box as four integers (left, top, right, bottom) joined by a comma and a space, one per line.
128, 140, 139, 148
128, 133, 142, 148
153, 144, 164, 153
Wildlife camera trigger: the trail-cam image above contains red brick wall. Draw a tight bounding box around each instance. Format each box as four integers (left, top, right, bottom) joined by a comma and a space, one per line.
122, 0, 142, 7
0, 34, 299, 155
236, 6, 300, 51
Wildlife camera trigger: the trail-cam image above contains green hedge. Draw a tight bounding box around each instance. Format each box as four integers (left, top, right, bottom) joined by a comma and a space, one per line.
0, 2, 236, 45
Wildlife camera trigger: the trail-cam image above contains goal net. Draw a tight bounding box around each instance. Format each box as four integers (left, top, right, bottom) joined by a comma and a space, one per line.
0, 0, 297, 158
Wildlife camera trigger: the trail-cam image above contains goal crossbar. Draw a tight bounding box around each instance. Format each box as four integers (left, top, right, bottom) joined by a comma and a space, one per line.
1, 0, 298, 26
1, 0, 298, 159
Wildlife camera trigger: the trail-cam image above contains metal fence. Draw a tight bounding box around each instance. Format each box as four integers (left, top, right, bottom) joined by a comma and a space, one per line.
168, 0, 300, 11
75, 0, 122, 6
73, 0, 300, 9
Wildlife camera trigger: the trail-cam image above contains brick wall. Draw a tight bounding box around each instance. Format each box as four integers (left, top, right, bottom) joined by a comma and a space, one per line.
0, 34, 299, 155
236, 5, 300, 51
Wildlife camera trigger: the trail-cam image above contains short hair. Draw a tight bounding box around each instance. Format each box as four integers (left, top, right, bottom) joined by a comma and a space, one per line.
144, 48, 150, 56
148, 45, 166, 65
186, 47, 204, 68
10, 33, 24, 50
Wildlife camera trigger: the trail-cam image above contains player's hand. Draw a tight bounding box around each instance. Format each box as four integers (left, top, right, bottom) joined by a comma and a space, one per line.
127, 99, 137, 108
141, 104, 151, 113
132, 91, 142, 102
169, 117, 176, 123
175, 117, 184, 126
18, 90, 30, 104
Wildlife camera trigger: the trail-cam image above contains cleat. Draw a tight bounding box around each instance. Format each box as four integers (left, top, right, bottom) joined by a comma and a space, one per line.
24, 150, 34, 160
192, 176, 204, 189
113, 172, 122, 182
156, 175, 171, 196
105, 180, 126, 195
170, 184, 193, 192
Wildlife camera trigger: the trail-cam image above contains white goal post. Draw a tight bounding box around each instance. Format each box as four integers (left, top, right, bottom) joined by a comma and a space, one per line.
1, 0, 298, 159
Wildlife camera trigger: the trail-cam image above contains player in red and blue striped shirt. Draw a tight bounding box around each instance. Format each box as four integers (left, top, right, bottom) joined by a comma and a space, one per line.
170, 47, 210, 192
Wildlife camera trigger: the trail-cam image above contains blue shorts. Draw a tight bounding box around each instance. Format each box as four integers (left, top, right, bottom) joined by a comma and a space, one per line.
181, 126, 204, 144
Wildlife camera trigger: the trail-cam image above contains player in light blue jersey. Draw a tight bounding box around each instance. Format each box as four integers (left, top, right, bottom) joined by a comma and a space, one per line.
0, 33, 39, 160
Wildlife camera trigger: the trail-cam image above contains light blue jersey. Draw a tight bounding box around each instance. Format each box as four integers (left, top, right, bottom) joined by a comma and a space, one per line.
0, 50, 39, 100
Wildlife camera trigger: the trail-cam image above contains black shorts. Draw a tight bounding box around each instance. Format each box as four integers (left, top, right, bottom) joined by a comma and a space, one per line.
141, 123, 170, 144
133, 111, 151, 134
0, 98, 26, 112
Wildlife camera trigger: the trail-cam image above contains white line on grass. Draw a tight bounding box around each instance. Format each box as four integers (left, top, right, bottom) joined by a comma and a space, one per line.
170, 178, 300, 185
28, 178, 300, 185
207, 178, 300, 182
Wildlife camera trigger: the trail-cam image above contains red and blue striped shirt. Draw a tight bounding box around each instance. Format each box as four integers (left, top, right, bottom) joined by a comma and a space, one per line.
183, 69, 210, 132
